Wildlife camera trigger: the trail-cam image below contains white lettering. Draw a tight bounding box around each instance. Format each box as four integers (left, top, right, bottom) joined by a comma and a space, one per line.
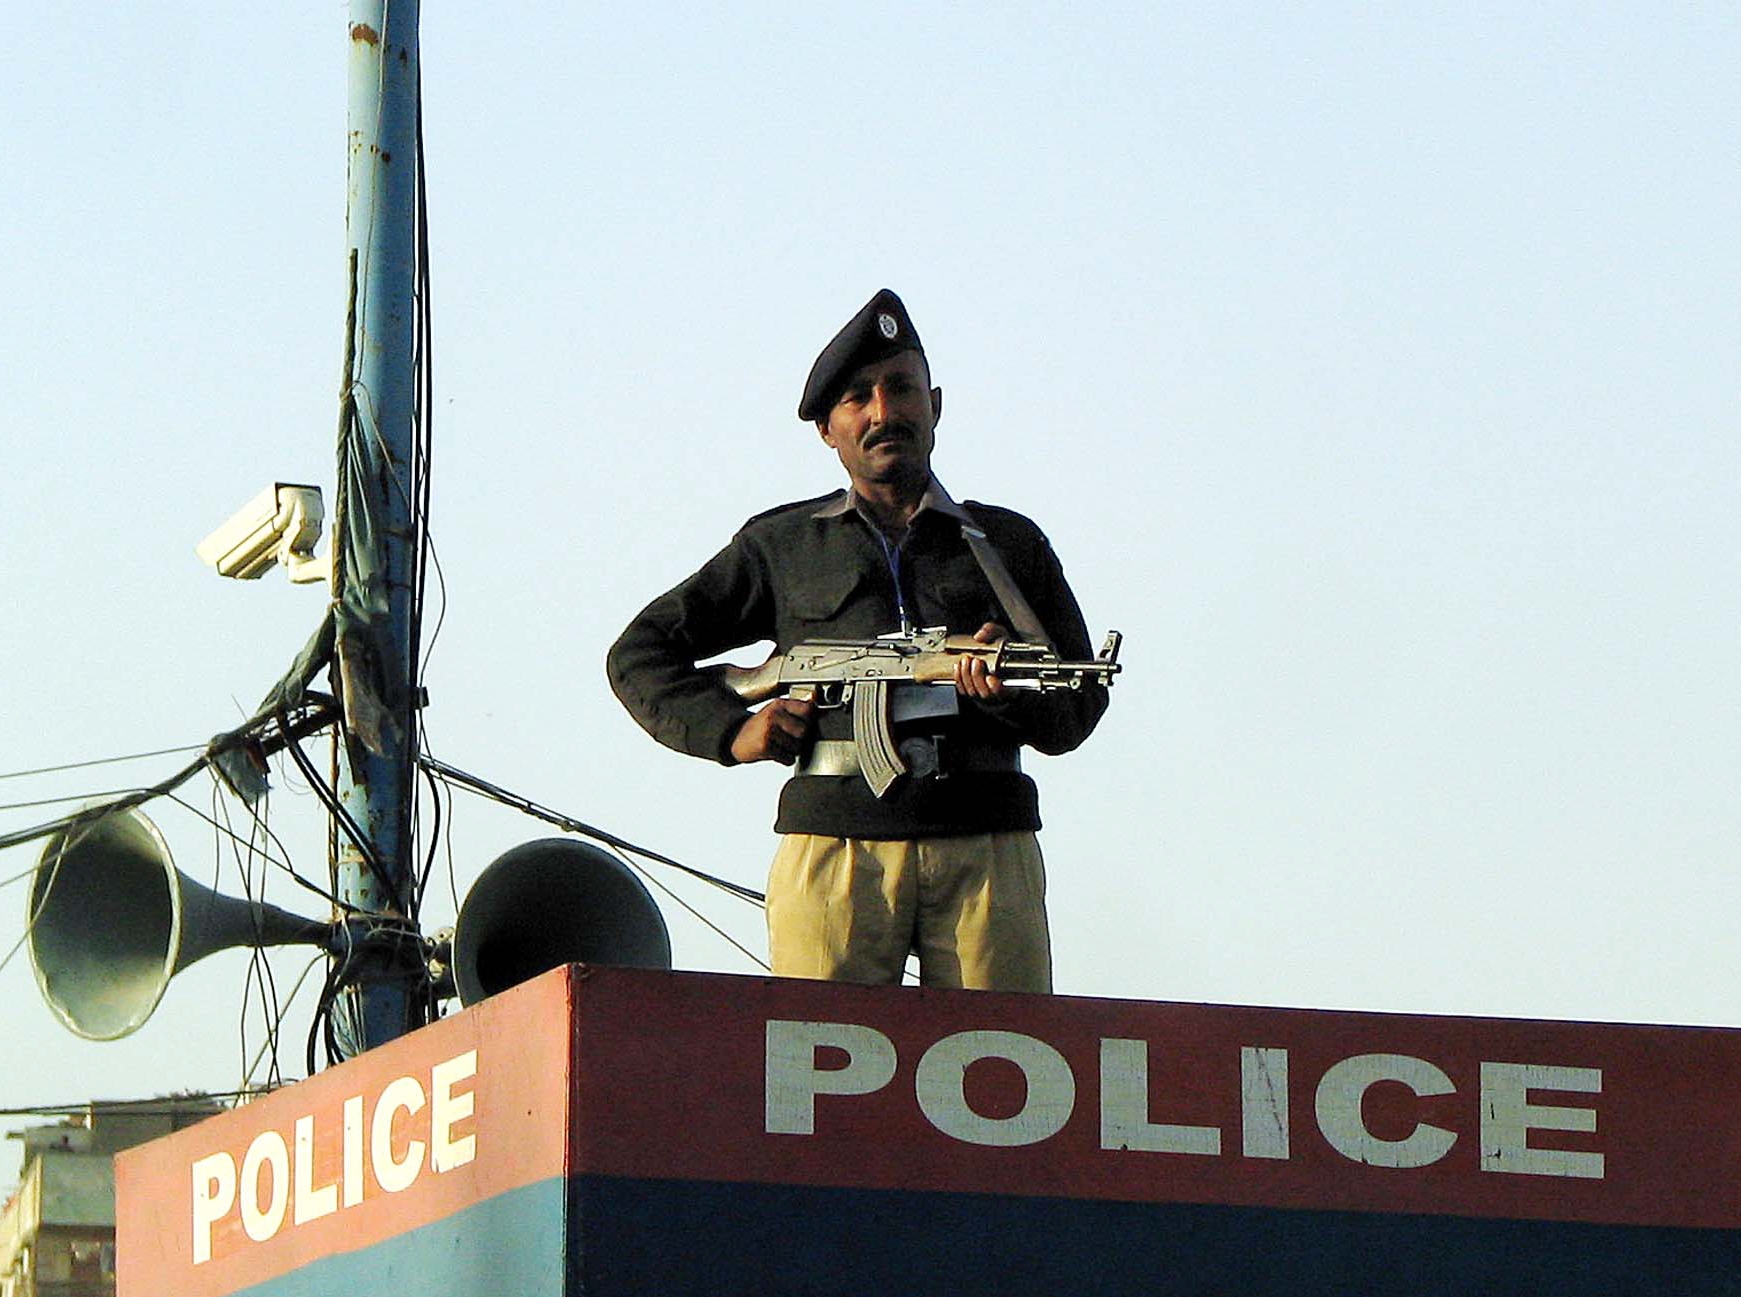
431, 1051, 479, 1172
239, 1131, 289, 1242
1316, 1053, 1457, 1169
917, 1030, 1075, 1148
292, 1115, 338, 1224
765, 1020, 897, 1135
1480, 1062, 1604, 1179
1241, 1046, 1290, 1160
759, 1022, 1609, 1190
190, 1152, 236, 1265
342, 1095, 365, 1208
371, 1076, 426, 1193
185, 1050, 481, 1263
1099, 1038, 1220, 1155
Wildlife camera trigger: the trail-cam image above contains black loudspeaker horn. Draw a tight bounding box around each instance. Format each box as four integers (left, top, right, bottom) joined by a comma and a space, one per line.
27, 806, 333, 1041
451, 838, 672, 1006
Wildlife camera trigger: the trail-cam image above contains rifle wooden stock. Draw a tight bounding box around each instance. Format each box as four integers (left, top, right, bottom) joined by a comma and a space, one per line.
715, 657, 786, 704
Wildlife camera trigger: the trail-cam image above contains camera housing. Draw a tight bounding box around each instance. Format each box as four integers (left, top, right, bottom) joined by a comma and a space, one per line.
196, 483, 329, 583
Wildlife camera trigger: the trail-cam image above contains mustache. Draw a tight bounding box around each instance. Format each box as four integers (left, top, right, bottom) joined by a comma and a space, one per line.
864, 419, 919, 449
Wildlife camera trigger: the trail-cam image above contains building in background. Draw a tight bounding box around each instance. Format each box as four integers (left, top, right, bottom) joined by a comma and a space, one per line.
1, 1099, 224, 1297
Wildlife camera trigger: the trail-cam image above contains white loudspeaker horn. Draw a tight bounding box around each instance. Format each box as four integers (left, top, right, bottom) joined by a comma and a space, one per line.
27, 805, 335, 1040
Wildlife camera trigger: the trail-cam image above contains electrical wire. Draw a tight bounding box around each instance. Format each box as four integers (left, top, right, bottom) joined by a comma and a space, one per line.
0, 1091, 277, 1119
0, 702, 332, 978
306, 929, 351, 1075
278, 712, 392, 895
1, 769, 326, 900
0, 752, 210, 854
155, 785, 348, 912
404, 78, 439, 933
0, 696, 335, 857
0, 744, 208, 782
0, 860, 40, 892
412, 757, 444, 913
598, 839, 770, 973
242, 952, 325, 1095
219, 784, 287, 1093
418, 761, 907, 981
434, 761, 461, 916
238, 791, 302, 1091
0, 788, 165, 816
420, 755, 766, 906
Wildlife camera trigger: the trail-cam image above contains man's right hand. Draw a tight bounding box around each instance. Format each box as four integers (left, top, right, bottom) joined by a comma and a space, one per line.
729, 696, 816, 765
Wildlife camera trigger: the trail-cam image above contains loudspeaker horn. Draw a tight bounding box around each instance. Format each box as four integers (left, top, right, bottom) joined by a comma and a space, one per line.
27, 805, 334, 1041
451, 838, 671, 1006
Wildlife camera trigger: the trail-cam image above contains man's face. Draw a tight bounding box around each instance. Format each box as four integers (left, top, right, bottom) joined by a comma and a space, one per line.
817, 351, 942, 493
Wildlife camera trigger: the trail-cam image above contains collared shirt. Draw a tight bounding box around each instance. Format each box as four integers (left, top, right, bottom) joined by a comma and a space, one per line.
810, 477, 974, 635
807, 474, 975, 527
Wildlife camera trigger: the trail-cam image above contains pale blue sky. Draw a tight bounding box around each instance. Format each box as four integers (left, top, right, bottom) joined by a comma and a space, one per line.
2, 4, 1737, 1124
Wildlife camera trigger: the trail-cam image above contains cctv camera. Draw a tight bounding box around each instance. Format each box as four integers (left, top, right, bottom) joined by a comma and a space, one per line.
196, 484, 328, 583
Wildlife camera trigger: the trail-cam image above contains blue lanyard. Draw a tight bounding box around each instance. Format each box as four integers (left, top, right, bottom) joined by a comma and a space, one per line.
874, 531, 914, 635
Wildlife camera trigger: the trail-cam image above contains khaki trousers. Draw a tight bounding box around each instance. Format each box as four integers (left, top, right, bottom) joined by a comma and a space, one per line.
766, 832, 1053, 992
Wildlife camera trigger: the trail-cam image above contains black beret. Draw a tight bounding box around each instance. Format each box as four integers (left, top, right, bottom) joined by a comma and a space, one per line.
798, 289, 925, 421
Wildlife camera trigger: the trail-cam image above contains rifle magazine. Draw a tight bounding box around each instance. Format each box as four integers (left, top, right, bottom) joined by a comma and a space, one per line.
851, 679, 907, 797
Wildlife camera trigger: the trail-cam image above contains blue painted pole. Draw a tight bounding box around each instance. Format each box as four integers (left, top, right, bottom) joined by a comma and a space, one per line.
331, 0, 425, 1056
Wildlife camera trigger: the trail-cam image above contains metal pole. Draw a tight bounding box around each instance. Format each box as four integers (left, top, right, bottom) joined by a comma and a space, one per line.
330, 0, 425, 1056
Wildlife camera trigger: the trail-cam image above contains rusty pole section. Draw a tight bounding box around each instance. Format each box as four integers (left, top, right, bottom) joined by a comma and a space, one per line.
330, 0, 426, 1056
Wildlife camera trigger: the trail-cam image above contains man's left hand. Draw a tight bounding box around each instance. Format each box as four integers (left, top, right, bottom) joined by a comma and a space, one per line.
955, 622, 1007, 700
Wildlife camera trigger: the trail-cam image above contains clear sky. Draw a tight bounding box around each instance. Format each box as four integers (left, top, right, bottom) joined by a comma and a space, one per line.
2, 4, 1737, 1133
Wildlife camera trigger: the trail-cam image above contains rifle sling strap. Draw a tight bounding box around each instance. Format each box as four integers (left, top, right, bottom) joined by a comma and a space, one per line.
958, 512, 1053, 647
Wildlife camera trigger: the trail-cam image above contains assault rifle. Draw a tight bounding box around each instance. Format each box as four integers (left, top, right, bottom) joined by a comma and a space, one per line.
714, 627, 1122, 796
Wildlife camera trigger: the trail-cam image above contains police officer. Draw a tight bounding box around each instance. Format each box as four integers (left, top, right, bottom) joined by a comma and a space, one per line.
608, 290, 1109, 991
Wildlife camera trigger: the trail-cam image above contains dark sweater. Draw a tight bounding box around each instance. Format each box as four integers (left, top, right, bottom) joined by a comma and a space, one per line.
607, 487, 1108, 839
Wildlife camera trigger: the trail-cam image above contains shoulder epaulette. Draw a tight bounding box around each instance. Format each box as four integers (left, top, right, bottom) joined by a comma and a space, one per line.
739, 490, 844, 530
